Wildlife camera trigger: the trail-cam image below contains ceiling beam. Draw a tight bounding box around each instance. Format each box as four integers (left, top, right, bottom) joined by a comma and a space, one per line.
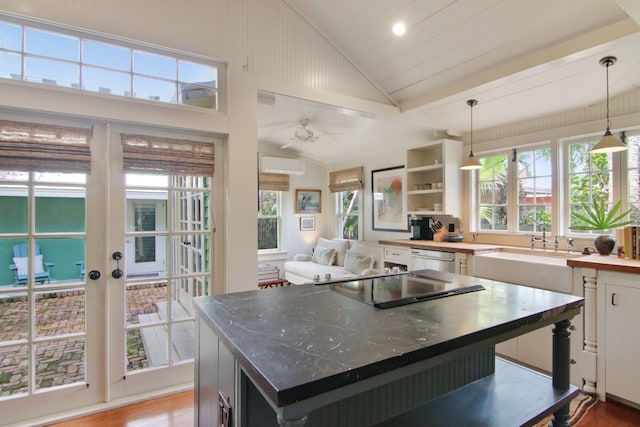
399, 17, 640, 113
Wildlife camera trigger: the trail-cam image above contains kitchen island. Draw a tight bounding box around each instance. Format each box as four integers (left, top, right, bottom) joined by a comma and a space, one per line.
194, 270, 584, 427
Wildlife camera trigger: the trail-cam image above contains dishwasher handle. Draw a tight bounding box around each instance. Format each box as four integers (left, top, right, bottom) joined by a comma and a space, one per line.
410, 249, 455, 261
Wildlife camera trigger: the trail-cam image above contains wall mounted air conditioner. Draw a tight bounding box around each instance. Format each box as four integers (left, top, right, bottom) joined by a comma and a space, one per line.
261, 156, 305, 175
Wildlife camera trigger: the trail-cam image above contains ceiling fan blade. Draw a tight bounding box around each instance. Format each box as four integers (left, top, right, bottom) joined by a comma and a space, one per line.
280, 142, 297, 149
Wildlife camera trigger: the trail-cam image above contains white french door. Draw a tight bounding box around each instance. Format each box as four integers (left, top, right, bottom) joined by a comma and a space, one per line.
0, 118, 218, 424
106, 125, 215, 400
0, 118, 107, 424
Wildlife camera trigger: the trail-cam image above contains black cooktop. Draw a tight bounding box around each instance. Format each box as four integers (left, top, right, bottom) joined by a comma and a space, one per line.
328, 269, 484, 309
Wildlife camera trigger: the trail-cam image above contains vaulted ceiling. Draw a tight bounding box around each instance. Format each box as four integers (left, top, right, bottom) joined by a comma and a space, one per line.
258, 0, 640, 164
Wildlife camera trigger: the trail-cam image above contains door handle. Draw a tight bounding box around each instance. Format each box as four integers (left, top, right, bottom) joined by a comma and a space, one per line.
88, 270, 101, 280
112, 251, 124, 279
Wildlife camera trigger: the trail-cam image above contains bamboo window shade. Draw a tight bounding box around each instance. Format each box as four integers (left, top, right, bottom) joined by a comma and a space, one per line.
329, 166, 364, 192
0, 120, 92, 172
121, 133, 215, 176
259, 173, 290, 191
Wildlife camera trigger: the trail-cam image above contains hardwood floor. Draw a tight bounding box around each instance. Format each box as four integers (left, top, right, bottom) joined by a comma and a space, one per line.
580, 398, 640, 426
44, 390, 640, 426
45, 391, 194, 427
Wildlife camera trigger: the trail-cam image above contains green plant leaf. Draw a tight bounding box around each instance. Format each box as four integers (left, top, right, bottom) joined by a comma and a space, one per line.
569, 198, 634, 231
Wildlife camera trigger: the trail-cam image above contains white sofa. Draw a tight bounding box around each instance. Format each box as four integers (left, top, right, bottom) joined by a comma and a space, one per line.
284, 238, 381, 284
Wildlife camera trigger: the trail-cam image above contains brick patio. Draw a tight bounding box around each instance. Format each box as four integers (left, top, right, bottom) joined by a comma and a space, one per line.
0, 283, 167, 397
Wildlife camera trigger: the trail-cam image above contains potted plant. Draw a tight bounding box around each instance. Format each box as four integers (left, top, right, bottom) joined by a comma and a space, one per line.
570, 199, 633, 255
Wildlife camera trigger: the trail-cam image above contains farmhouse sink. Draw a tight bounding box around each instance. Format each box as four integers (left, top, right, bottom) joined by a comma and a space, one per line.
472, 250, 585, 294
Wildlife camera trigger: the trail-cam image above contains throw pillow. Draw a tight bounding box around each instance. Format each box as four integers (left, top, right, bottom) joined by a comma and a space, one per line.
33, 254, 45, 274
316, 238, 349, 266
312, 247, 336, 266
348, 242, 377, 268
344, 251, 373, 274
12, 255, 45, 275
12, 257, 28, 276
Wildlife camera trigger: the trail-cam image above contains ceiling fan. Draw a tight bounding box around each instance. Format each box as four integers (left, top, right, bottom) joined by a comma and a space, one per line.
280, 119, 320, 148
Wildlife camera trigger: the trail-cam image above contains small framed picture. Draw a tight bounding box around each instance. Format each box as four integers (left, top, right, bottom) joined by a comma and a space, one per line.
295, 189, 322, 213
300, 216, 316, 231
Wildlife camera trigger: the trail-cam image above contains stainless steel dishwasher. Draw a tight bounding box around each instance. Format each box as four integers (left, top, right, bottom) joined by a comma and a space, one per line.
409, 248, 455, 272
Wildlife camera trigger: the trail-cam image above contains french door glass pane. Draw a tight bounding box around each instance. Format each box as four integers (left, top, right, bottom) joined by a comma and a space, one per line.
126, 282, 168, 327
0, 344, 28, 397
0, 186, 27, 234
35, 289, 84, 336
0, 293, 28, 341
34, 338, 85, 390
171, 322, 193, 363
35, 189, 86, 233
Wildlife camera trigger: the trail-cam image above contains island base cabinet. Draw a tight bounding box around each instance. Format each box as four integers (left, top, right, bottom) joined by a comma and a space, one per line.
195, 319, 236, 427
238, 347, 495, 427
605, 283, 640, 406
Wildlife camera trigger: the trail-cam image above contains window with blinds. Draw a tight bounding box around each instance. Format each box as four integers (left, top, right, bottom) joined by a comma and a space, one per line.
331, 167, 363, 240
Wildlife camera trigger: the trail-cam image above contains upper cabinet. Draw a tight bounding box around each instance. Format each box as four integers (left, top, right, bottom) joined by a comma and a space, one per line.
405, 139, 462, 217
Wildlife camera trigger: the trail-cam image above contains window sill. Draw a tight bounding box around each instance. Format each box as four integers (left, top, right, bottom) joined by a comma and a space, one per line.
258, 251, 289, 263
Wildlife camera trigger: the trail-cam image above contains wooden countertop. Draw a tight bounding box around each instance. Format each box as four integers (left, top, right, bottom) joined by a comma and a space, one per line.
379, 239, 503, 254
567, 254, 640, 274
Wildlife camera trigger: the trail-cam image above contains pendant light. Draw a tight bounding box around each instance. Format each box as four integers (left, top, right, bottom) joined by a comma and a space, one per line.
460, 99, 482, 170
590, 56, 626, 154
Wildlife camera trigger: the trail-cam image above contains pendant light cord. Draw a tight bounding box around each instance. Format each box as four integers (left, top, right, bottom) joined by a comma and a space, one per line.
467, 99, 478, 155
606, 60, 611, 132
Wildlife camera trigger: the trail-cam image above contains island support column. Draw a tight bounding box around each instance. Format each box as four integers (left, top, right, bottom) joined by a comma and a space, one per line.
552, 319, 572, 427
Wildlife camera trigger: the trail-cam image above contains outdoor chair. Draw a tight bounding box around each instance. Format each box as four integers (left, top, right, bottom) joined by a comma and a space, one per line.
76, 260, 85, 280
9, 243, 55, 286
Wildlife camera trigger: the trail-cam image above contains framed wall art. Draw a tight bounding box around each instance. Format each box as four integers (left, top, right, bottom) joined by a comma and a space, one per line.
371, 166, 409, 231
299, 216, 316, 231
295, 189, 322, 213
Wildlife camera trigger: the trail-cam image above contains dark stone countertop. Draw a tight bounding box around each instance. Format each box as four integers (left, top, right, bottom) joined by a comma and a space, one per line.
193, 271, 583, 408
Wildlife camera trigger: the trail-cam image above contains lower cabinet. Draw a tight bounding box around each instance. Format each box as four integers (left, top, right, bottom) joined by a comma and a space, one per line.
602, 273, 640, 405
382, 245, 410, 271
195, 318, 236, 427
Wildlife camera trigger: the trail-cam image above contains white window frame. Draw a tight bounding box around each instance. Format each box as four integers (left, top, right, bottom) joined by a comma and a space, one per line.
0, 14, 226, 112
515, 145, 553, 233
336, 190, 362, 240
562, 134, 624, 237
476, 149, 511, 233
476, 142, 553, 234
258, 190, 281, 252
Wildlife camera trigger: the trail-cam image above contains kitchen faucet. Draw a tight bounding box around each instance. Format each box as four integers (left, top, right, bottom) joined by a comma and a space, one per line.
527, 214, 550, 251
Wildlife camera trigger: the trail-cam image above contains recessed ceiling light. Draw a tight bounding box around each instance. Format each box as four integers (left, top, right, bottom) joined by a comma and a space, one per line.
392, 22, 406, 36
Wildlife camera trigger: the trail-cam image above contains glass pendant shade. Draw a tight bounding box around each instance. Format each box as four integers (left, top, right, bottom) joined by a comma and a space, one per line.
591, 129, 627, 154
460, 152, 482, 169
461, 99, 482, 170
590, 56, 626, 154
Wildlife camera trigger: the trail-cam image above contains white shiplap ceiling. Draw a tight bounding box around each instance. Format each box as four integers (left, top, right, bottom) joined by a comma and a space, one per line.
258, 0, 640, 164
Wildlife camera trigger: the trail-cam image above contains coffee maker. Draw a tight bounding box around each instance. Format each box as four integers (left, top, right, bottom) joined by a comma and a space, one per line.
410, 216, 433, 240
